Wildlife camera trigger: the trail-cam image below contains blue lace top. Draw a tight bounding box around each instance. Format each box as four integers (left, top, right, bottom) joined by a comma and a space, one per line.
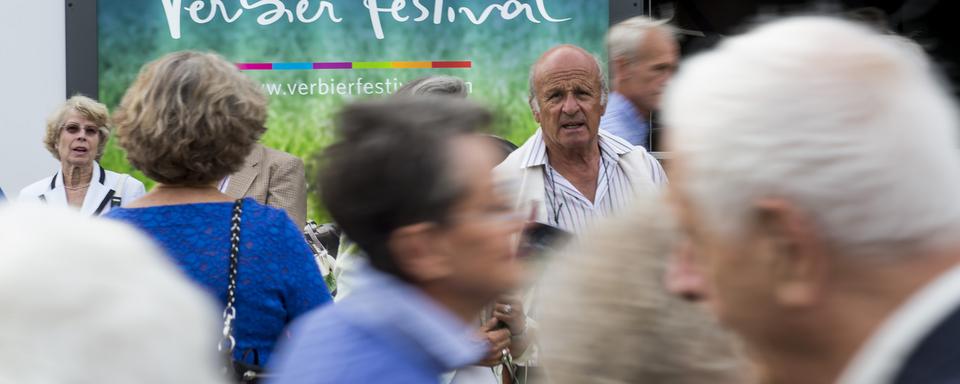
106, 198, 332, 365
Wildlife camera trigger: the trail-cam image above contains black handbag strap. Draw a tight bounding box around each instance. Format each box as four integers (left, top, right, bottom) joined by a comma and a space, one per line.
219, 199, 243, 354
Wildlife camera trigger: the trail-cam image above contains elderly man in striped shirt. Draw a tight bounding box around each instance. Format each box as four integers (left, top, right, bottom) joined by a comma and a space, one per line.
496, 44, 667, 236
491, 44, 667, 381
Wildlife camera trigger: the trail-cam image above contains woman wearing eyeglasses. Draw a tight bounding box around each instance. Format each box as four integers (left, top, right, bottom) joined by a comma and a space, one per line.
18, 95, 145, 215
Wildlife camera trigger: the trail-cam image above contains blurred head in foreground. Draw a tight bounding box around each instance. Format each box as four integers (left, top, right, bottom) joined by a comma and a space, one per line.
394, 75, 517, 162
320, 97, 524, 313
663, 16, 960, 383
0, 204, 223, 384
539, 196, 752, 384
395, 75, 470, 98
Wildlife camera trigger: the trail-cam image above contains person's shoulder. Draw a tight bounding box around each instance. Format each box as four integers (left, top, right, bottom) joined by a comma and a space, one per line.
102, 169, 146, 190
241, 198, 293, 223
262, 145, 303, 167
274, 307, 430, 383
18, 177, 53, 199
240, 198, 303, 240
495, 132, 541, 174
494, 147, 525, 174
894, 302, 960, 382
618, 142, 657, 164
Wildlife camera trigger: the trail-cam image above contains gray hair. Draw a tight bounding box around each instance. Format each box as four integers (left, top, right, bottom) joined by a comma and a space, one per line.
395, 75, 469, 98
540, 196, 751, 383
0, 204, 224, 384
528, 45, 609, 114
663, 16, 960, 260
607, 16, 677, 62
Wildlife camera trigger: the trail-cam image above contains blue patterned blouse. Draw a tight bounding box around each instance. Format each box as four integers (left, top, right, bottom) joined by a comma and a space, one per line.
106, 198, 332, 365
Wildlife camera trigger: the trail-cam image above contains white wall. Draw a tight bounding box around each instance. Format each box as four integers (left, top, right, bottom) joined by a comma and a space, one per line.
0, 0, 64, 197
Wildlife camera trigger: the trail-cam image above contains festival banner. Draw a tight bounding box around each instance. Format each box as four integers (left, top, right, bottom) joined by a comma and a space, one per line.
99, 0, 609, 220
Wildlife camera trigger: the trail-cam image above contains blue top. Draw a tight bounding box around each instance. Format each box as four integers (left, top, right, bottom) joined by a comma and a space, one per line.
106, 198, 332, 365
599, 92, 652, 149
267, 264, 485, 384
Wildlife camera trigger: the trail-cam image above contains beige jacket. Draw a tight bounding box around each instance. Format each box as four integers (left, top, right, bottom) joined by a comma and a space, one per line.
226, 143, 308, 228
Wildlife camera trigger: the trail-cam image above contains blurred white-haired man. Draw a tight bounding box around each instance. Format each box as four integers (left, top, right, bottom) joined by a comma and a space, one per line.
663, 16, 960, 384
600, 16, 679, 149
0, 204, 225, 384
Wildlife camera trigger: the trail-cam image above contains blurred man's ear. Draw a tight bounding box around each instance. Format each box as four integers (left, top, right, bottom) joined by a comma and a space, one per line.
388, 223, 454, 284
613, 56, 632, 80
665, 240, 708, 302
753, 198, 829, 308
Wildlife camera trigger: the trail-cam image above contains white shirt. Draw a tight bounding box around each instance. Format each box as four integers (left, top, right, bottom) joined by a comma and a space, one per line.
18, 161, 146, 216
838, 263, 960, 384
520, 129, 667, 234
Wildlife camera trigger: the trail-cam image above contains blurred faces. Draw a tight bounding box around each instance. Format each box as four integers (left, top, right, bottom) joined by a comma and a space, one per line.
532, 48, 606, 153
432, 135, 525, 301
664, 158, 785, 345
616, 30, 678, 116
57, 110, 101, 167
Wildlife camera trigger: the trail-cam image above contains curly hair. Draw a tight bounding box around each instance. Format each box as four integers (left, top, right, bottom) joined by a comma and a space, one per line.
112, 51, 267, 185
43, 95, 110, 161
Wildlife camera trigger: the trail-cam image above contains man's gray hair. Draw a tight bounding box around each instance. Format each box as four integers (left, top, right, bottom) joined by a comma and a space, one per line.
395, 75, 469, 98
528, 46, 609, 113
607, 16, 676, 62
663, 16, 960, 260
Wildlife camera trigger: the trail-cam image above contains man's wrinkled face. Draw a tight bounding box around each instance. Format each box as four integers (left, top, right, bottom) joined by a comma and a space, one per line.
532, 49, 606, 152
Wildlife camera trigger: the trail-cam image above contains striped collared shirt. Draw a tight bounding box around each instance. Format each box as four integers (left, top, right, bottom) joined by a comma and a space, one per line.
521, 129, 667, 235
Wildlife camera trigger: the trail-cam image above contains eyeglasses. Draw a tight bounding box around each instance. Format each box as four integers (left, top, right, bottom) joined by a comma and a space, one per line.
447, 205, 534, 227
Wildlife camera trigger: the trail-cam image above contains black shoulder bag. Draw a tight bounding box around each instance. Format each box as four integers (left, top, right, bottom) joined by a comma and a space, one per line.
219, 199, 270, 383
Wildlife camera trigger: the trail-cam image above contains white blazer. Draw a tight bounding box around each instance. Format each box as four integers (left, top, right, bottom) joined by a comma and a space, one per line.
19, 161, 146, 216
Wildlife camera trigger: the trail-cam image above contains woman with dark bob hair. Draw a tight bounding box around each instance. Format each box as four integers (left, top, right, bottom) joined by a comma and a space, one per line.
106, 51, 332, 368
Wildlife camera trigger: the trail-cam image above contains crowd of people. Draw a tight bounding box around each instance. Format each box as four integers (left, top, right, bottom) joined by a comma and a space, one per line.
3, 12, 960, 384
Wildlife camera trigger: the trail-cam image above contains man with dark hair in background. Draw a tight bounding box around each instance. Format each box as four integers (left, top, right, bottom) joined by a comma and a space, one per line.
268, 98, 526, 384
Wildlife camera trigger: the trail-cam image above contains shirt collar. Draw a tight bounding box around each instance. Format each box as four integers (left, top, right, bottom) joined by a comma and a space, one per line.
520, 128, 634, 169
51, 161, 105, 190
837, 262, 960, 384
342, 265, 486, 371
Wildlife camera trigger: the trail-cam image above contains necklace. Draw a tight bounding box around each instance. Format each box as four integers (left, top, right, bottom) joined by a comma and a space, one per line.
64, 183, 90, 191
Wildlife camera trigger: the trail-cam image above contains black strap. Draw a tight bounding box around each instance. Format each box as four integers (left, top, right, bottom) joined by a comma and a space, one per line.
220, 199, 244, 354
110, 194, 123, 208
226, 199, 242, 322
93, 190, 116, 216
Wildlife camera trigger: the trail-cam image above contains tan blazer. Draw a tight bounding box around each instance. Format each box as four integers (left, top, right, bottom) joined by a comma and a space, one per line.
226, 143, 308, 228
